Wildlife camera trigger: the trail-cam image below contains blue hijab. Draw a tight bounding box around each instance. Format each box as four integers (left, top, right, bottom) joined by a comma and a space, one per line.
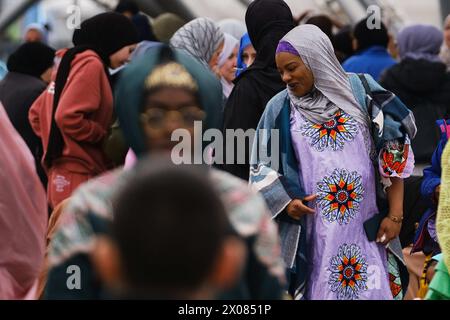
235, 33, 252, 77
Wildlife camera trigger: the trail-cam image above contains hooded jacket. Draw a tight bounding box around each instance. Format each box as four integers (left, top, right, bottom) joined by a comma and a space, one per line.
29, 49, 113, 174
380, 58, 450, 163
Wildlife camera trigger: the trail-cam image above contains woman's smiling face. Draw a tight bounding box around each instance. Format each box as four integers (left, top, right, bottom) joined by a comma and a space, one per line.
276, 51, 314, 97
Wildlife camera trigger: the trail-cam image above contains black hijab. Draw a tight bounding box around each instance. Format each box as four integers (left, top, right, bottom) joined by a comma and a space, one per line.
115, 0, 157, 42
221, 0, 294, 180
7, 42, 55, 79
45, 12, 139, 168
132, 14, 158, 42
245, 0, 295, 71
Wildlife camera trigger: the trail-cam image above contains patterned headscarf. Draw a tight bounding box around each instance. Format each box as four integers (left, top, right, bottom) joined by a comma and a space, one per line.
170, 17, 224, 68
277, 25, 369, 125
0, 102, 48, 299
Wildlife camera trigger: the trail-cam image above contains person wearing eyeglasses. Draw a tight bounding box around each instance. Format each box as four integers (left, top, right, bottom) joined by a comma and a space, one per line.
42, 46, 285, 300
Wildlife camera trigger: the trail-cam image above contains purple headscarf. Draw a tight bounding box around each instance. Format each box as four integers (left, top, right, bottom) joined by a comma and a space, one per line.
397, 24, 443, 62
276, 41, 299, 57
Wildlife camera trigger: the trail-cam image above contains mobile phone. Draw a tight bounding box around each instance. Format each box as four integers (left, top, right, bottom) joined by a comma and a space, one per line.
363, 213, 385, 242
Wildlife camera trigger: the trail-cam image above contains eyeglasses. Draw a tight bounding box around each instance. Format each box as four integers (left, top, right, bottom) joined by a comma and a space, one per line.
141, 106, 206, 129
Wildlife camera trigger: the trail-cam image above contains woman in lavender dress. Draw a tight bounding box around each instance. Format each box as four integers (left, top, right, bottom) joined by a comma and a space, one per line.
250, 25, 416, 300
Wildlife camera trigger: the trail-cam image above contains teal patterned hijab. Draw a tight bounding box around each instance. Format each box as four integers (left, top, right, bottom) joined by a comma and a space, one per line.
115, 46, 223, 157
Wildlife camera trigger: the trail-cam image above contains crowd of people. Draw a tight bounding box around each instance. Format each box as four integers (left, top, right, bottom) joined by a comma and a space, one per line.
1, 0, 450, 300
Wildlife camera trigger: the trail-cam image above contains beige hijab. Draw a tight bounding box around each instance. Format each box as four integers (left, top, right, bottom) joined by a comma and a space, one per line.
280, 25, 369, 125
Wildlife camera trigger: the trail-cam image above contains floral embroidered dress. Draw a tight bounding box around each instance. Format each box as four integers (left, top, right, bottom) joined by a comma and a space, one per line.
290, 106, 413, 300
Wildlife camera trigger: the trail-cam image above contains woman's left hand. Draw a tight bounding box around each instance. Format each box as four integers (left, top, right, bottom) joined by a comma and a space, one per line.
376, 217, 402, 246
380, 178, 404, 246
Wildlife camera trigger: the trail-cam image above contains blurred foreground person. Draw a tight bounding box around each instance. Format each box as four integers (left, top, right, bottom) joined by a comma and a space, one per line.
0, 102, 48, 299
92, 157, 246, 299
425, 254, 450, 300
29, 12, 138, 209
44, 46, 285, 300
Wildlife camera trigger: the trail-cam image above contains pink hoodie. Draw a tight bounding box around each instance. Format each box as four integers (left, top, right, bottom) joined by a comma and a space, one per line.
29, 49, 113, 175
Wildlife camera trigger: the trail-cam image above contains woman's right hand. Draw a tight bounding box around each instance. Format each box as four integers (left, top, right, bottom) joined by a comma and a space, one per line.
286, 195, 317, 220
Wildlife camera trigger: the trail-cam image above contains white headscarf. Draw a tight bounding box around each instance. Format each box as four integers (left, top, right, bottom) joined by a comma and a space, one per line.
219, 33, 239, 98
170, 18, 224, 68
279, 25, 369, 125
218, 19, 247, 41
218, 33, 239, 68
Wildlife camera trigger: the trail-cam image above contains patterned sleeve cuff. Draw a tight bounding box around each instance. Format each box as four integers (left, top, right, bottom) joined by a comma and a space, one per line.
378, 135, 415, 179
